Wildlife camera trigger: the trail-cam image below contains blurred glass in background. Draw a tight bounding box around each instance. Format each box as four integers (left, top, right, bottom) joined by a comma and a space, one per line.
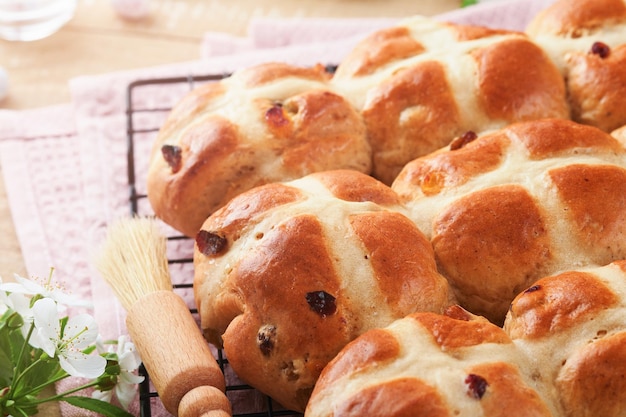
0, 0, 77, 41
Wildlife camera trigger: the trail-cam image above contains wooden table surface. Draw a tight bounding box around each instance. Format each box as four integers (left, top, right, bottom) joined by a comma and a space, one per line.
0, 0, 458, 280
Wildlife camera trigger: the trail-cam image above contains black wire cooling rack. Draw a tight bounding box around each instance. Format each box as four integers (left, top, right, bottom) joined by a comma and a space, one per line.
125, 74, 305, 417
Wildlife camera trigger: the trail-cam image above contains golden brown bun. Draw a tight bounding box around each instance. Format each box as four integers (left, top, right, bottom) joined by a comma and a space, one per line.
307, 262, 626, 417
192, 170, 454, 412
146, 62, 371, 237
611, 124, 626, 148
526, 0, 626, 132
306, 305, 555, 417
392, 118, 626, 324
504, 261, 626, 417
331, 16, 569, 184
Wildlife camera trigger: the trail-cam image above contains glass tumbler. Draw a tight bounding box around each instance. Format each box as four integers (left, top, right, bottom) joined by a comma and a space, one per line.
0, 0, 77, 41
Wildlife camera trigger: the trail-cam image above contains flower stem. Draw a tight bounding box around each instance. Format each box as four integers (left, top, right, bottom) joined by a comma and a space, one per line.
13, 405, 30, 417
16, 371, 69, 399
10, 323, 36, 390
30, 380, 100, 405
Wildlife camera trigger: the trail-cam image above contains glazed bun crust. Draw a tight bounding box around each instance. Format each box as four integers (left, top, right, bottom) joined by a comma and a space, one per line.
331, 16, 568, 184
612, 124, 626, 147
505, 270, 620, 340
526, 0, 626, 37
431, 185, 553, 320
556, 332, 626, 417
193, 170, 454, 412
147, 62, 372, 237
306, 306, 554, 417
526, 0, 626, 132
565, 43, 626, 132
504, 261, 626, 417
392, 118, 626, 324
139, 2, 626, 414
306, 261, 626, 417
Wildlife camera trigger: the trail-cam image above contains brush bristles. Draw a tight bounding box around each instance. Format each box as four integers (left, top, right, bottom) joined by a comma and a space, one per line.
95, 216, 172, 310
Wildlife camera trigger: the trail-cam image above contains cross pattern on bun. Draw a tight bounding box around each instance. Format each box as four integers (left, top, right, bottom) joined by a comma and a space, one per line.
331, 15, 569, 184
147, 62, 372, 237
144, 0, 626, 414
504, 261, 626, 417
392, 118, 626, 324
306, 261, 626, 417
526, 0, 626, 132
192, 170, 454, 412
306, 305, 556, 417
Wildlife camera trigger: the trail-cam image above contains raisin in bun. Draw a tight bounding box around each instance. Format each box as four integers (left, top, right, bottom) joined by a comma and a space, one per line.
330, 15, 569, 185
526, 0, 626, 132
306, 305, 556, 417
193, 170, 454, 412
146, 62, 371, 237
392, 118, 626, 324
504, 261, 626, 417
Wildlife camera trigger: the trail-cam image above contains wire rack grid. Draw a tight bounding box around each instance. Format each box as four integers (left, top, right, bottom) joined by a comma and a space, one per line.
125, 74, 305, 417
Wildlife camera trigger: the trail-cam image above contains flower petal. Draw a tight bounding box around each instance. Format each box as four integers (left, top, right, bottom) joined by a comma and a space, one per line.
95, 335, 108, 354
60, 351, 106, 379
32, 299, 60, 333
92, 389, 113, 404
118, 351, 141, 372
120, 371, 144, 385
31, 298, 60, 356
28, 328, 55, 356
51, 289, 94, 309
115, 382, 138, 410
5, 273, 92, 309
64, 314, 99, 349
0, 281, 34, 295
10, 273, 46, 294
5, 292, 31, 317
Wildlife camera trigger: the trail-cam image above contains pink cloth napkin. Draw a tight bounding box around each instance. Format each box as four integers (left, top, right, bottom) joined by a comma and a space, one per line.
200, 0, 555, 58
0, 0, 556, 415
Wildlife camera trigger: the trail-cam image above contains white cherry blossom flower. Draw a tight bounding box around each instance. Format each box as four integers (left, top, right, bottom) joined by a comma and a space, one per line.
93, 335, 144, 410
31, 298, 106, 379
0, 286, 31, 317
0, 282, 35, 338
0, 271, 92, 309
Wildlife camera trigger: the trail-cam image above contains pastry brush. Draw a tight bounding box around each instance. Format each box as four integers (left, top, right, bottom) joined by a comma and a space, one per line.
95, 216, 231, 417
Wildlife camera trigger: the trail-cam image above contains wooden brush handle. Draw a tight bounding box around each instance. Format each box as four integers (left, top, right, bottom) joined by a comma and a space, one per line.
126, 290, 231, 417
178, 386, 232, 417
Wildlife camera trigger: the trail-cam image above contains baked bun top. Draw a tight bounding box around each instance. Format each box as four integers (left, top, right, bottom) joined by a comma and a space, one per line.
306, 305, 555, 417
526, 0, 626, 39
527, 0, 626, 132
307, 261, 626, 417
193, 170, 454, 412
331, 16, 569, 184
504, 261, 626, 417
392, 118, 626, 324
612, 124, 626, 147
147, 62, 371, 237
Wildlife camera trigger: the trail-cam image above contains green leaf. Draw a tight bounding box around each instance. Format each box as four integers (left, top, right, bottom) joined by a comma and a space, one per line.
18, 358, 61, 396
2, 397, 39, 417
0, 308, 11, 325
0, 333, 14, 386
7, 325, 29, 367
61, 396, 134, 417
461, 0, 478, 7
0, 322, 27, 387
